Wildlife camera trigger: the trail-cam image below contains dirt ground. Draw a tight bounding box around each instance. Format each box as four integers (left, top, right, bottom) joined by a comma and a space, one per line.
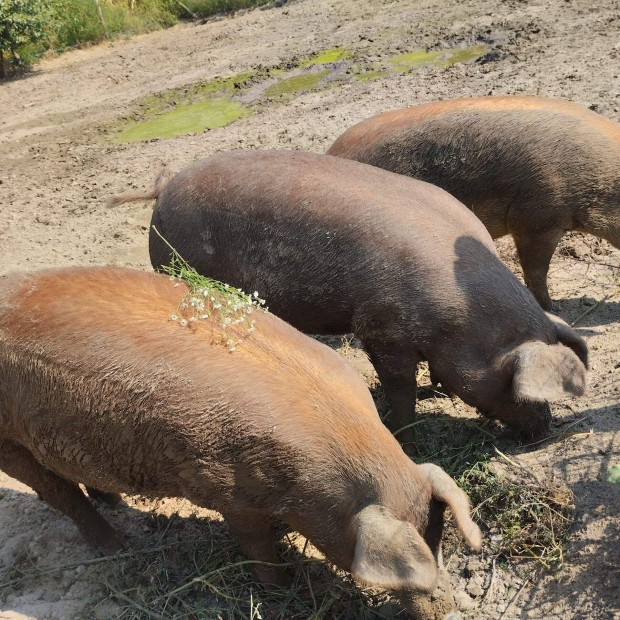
1, 0, 619, 618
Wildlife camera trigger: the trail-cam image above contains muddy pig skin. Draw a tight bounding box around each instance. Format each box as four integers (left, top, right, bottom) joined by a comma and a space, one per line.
0, 266, 481, 619
109, 150, 588, 446
327, 95, 620, 310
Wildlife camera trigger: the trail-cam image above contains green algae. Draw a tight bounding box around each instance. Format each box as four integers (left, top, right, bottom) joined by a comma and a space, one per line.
263, 69, 330, 98
440, 44, 489, 66
112, 71, 258, 142
111, 43, 493, 142
137, 72, 254, 117
389, 44, 489, 72
354, 69, 388, 82
390, 49, 442, 71
300, 46, 351, 67
115, 99, 248, 142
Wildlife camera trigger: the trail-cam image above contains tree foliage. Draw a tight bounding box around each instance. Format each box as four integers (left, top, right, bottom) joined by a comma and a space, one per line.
0, 0, 50, 76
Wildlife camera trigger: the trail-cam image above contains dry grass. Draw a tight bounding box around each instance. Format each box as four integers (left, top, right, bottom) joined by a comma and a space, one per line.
86, 528, 394, 619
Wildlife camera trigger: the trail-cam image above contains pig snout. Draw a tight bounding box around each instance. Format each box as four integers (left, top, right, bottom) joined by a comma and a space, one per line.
480, 400, 552, 441
397, 566, 460, 620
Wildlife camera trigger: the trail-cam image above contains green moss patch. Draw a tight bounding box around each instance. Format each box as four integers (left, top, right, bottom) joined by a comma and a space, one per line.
262, 70, 330, 98
115, 99, 248, 142
299, 46, 351, 67
389, 44, 489, 72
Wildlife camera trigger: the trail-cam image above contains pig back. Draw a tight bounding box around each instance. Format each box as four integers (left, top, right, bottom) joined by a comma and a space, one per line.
0, 266, 383, 509
149, 150, 495, 335
328, 98, 620, 238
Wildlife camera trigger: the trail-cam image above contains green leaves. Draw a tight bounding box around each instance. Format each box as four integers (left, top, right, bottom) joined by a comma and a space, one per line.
607, 464, 620, 484
0, 0, 50, 76
0, 0, 50, 53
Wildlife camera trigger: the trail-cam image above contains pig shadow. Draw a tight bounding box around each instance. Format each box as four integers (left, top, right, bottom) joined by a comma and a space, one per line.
0, 485, 394, 619
553, 296, 620, 329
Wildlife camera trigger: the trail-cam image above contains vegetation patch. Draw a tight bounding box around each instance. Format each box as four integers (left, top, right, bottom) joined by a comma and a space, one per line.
354, 68, 388, 82
116, 98, 248, 142
0, 406, 575, 617
461, 459, 574, 570
372, 383, 575, 572
389, 43, 489, 72
154, 227, 266, 351
0, 0, 273, 76
112, 72, 257, 141
109, 41, 494, 140
262, 69, 330, 98
87, 531, 391, 619
299, 46, 351, 67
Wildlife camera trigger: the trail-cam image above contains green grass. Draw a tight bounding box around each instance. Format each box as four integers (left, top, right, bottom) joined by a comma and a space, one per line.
371, 380, 575, 571
7, 0, 272, 74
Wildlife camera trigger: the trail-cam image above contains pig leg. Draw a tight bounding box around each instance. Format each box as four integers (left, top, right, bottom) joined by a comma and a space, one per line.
364, 342, 421, 451
86, 486, 123, 506
513, 228, 564, 311
0, 439, 124, 555
224, 511, 289, 587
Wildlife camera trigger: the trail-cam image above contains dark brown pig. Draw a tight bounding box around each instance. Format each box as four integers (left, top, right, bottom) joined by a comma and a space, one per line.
108, 150, 588, 445
327, 95, 620, 310
0, 266, 481, 619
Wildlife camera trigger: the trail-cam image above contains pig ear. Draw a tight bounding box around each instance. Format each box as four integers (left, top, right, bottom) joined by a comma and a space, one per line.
544, 312, 589, 369
418, 463, 482, 551
351, 504, 438, 592
511, 340, 587, 402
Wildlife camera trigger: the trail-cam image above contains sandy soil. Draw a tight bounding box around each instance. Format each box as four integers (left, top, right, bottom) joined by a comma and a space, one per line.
1, 0, 619, 618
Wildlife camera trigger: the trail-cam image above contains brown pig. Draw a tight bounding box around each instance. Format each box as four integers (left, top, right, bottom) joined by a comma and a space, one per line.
0, 266, 481, 619
327, 95, 620, 310
108, 150, 588, 444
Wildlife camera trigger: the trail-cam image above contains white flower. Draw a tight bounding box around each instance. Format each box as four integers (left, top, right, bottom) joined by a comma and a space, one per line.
179, 319, 188, 327
253, 291, 259, 298
170, 315, 178, 321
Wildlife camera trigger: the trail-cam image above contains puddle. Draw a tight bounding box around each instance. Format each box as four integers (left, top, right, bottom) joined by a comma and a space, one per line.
112, 72, 257, 142
111, 43, 493, 142
263, 69, 330, 98
115, 99, 248, 142
390, 44, 489, 71
300, 47, 351, 67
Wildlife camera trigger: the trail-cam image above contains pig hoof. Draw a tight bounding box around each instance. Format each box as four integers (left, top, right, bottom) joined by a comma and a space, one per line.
87, 529, 126, 556
99, 536, 126, 556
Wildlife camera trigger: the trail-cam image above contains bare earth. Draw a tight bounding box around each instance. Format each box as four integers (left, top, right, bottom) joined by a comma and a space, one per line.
1, 0, 619, 618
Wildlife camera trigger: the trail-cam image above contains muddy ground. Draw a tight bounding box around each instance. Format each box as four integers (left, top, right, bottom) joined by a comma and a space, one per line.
1, 0, 619, 618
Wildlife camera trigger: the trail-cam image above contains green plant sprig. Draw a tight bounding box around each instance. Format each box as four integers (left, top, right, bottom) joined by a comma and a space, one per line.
152, 226, 266, 351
